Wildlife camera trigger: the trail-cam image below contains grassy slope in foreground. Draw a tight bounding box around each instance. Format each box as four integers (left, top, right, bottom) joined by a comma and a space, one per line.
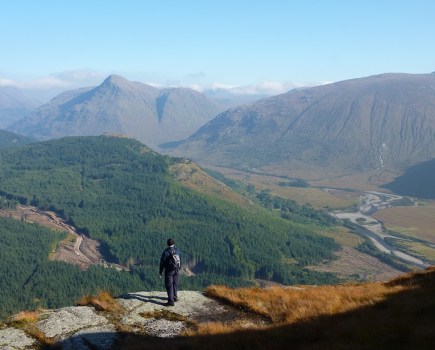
119, 268, 435, 350
0, 136, 339, 287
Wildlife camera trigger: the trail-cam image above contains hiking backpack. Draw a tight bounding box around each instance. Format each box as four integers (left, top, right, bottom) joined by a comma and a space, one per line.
167, 248, 181, 271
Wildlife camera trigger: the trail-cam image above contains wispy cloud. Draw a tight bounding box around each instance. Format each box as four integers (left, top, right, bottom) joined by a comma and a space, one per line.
193, 80, 329, 96
0, 69, 105, 90
52, 69, 105, 85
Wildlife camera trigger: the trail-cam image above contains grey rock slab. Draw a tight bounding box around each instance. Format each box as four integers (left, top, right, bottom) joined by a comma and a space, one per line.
117, 290, 245, 338
119, 291, 228, 319
141, 319, 186, 338
0, 328, 35, 349
36, 306, 109, 339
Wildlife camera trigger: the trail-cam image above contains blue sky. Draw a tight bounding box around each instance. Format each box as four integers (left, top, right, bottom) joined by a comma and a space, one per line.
1, 0, 434, 96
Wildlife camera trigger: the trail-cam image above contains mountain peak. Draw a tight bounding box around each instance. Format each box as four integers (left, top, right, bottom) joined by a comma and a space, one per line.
101, 74, 130, 87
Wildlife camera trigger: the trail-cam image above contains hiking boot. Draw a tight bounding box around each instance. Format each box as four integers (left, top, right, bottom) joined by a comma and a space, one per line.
174, 297, 178, 302
164, 302, 175, 307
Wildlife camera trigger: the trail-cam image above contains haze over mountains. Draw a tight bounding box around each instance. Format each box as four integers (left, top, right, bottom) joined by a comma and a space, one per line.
0, 87, 41, 129
8, 75, 229, 147
5, 72, 435, 186
165, 73, 435, 178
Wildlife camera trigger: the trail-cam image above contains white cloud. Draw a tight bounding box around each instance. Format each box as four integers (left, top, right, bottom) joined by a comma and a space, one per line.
203, 81, 292, 96
0, 69, 105, 90
145, 81, 165, 89
202, 80, 331, 96
0, 78, 18, 87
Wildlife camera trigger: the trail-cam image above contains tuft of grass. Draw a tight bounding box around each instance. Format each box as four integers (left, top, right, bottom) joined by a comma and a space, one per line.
183, 319, 260, 336
76, 290, 122, 313
8, 310, 54, 346
139, 309, 187, 322
10, 311, 39, 326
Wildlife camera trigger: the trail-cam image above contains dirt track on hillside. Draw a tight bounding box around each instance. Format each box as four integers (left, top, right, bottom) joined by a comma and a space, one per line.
0, 205, 125, 270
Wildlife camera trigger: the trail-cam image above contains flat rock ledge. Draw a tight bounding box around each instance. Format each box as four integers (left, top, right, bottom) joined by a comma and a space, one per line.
0, 291, 247, 350
0, 328, 35, 349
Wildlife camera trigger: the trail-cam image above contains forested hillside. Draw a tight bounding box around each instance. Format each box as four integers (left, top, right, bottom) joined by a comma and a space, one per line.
0, 217, 145, 319
0, 136, 339, 318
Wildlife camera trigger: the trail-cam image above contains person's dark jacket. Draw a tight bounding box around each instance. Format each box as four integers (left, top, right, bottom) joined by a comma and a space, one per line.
159, 247, 181, 275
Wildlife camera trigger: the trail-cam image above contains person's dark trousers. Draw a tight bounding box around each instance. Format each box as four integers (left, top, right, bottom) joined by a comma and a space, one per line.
164, 269, 179, 302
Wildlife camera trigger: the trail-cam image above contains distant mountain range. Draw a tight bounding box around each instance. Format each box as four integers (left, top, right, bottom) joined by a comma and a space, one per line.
0, 129, 35, 148
8, 75, 230, 147
0, 87, 41, 129
164, 73, 435, 177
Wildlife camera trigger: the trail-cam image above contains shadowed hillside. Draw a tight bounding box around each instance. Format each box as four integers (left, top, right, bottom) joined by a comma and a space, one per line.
382, 157, 435, 199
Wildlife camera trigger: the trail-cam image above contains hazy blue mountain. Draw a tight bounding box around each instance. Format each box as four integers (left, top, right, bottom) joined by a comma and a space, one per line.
0, 87, 41, 128
8, 75, 228, 147
164, 73, 435, 176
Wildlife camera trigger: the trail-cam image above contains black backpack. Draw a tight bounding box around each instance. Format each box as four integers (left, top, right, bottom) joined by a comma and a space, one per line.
166, 248, 181, 271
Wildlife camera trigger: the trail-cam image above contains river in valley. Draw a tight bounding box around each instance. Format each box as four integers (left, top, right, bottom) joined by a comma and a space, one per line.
331, 191, 430, 268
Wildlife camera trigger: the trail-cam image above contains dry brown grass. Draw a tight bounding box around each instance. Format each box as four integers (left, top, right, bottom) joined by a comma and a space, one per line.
184, 319, 261, 336
373, 205, 435, 243
9, 310, 54, 345
76, 290, 122, 313
139, 309, 188, 322
116, 268, 435, 349
188, 268, 435, 339
169, 162, 254, 209
204, 282, 404, 327
10, 311, 39, 325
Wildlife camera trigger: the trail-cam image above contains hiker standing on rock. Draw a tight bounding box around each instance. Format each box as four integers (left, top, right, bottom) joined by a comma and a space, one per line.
159, 238, 181, 306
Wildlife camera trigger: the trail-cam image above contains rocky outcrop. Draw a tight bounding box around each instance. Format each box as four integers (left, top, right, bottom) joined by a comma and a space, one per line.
0, 291, 247, 350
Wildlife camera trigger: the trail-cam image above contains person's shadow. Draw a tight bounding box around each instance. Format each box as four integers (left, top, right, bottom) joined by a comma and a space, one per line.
119, 292, 168, 306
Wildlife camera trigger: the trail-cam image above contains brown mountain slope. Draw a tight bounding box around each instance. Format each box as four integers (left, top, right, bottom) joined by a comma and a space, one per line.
166, 73, 435, 179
